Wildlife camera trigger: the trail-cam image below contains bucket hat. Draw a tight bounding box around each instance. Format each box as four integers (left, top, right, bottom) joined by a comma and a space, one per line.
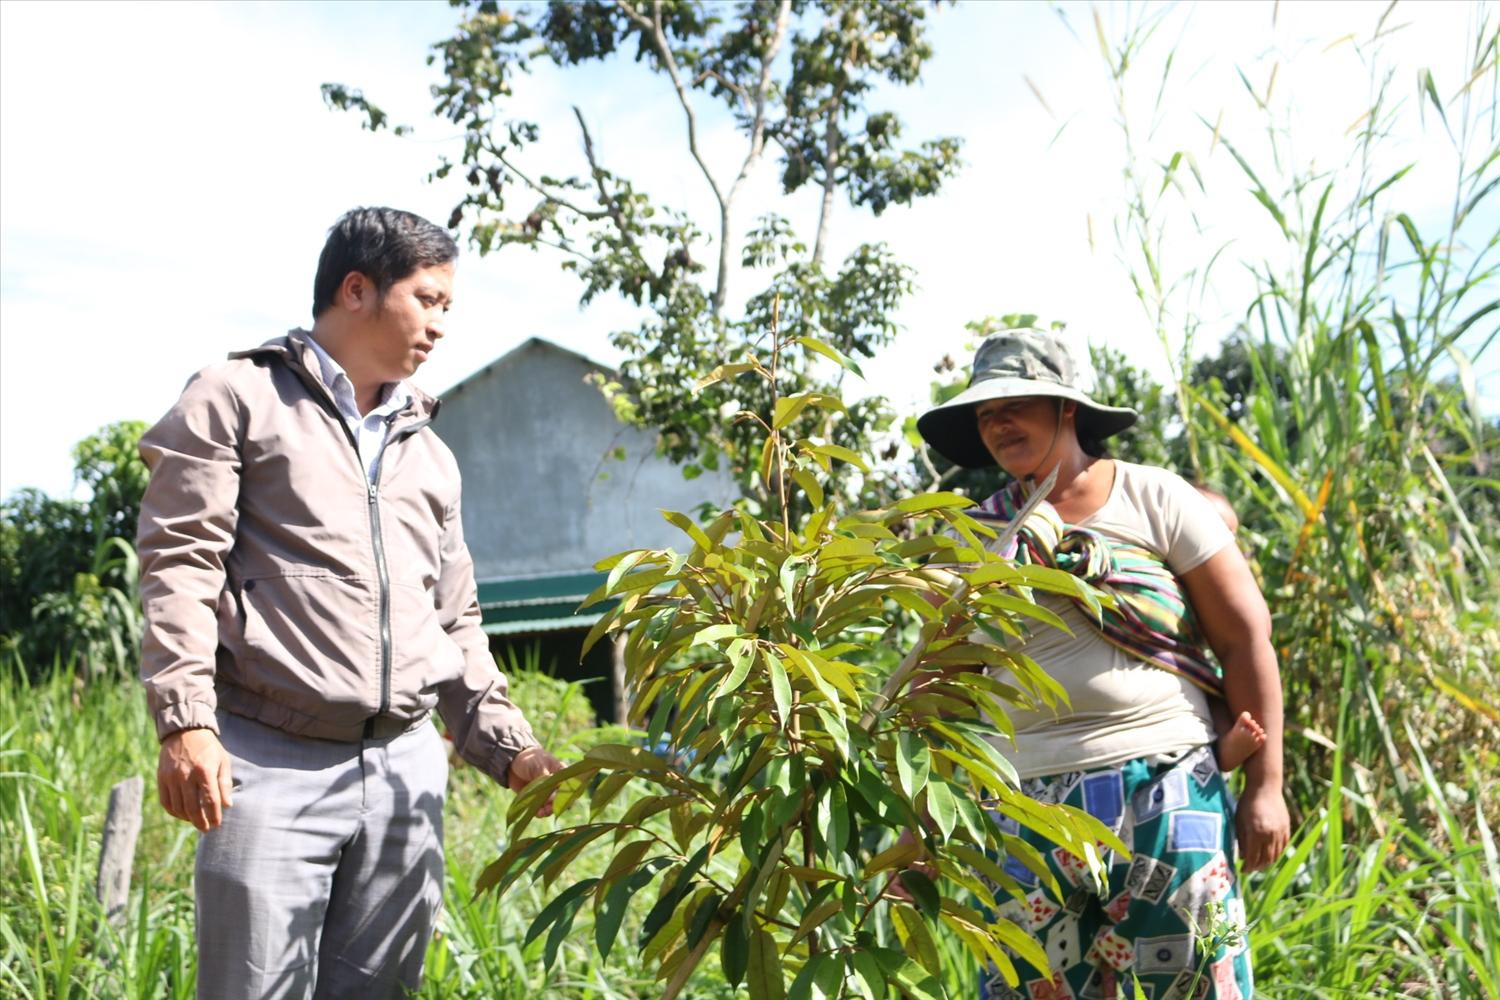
915, 328, 1138, 469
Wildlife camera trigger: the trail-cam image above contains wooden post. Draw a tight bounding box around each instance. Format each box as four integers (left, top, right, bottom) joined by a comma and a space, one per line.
611, 632, 629, 728
96, 775, 143, 930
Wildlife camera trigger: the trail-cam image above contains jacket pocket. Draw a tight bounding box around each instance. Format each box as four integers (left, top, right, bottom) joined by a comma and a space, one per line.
385, 581, 467, 716
224, 573, 381, 721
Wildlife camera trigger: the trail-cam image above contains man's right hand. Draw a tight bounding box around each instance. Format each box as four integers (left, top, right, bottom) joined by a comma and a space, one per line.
158, 728, 233, 832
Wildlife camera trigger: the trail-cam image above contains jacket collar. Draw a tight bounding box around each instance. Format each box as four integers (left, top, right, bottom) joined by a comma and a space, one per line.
229, 329, 442, 430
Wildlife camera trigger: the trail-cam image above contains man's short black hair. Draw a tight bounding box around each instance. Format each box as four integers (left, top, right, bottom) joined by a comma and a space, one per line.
312, 207, 458, 318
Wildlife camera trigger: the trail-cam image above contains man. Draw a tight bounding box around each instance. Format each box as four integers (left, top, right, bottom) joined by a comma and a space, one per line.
138, 207, 564, 999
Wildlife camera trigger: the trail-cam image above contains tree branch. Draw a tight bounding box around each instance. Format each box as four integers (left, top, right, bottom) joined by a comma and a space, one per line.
714, 0, 793, 318
620, 0, 728, 214
480, 136, 609, 222
573, 106, 641, 251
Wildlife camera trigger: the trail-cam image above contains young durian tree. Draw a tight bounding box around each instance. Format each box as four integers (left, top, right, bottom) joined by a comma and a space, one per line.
479, 311, 1126, 1000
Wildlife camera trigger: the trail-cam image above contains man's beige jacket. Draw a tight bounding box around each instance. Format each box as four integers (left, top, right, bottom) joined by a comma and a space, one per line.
137, 330, 537, 782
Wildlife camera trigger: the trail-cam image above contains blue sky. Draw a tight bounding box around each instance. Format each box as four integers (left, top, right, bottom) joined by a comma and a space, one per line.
1, 0, 1491, 498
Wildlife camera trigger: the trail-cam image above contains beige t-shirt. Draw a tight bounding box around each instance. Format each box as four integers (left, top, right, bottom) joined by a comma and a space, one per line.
987, 461, 1236, 779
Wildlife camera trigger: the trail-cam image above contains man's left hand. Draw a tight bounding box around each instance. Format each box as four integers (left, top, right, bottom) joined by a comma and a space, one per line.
1236, 778, 1290, 871
507, 745, 566, 817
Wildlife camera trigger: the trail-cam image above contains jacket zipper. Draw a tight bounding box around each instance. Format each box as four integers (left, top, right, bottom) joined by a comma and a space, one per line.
368, 479, 392, 719
367, 416, 432, 722
278, 339, 438, 734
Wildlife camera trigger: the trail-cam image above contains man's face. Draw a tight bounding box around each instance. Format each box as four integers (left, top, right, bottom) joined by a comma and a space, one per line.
359, 262, 455, 382
975, 395, 1071, 476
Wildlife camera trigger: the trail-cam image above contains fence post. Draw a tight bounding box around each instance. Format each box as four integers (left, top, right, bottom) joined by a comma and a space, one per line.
96, 775, 143, 929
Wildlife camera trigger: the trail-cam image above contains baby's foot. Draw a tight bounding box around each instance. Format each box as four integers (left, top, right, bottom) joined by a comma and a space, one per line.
1215, 711, 1266, 771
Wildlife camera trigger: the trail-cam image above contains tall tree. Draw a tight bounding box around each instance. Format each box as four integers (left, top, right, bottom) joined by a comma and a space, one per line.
324, 0, 963, 511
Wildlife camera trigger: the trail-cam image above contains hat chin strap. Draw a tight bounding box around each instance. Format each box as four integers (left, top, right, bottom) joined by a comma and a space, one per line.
1021, 398, 1066, 497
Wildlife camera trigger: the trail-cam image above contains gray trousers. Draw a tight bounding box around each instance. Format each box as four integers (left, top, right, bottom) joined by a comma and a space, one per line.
195, 710, 448, 1000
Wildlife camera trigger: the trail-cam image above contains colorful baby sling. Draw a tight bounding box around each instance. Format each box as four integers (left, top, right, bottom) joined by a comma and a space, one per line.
971, 481, 1225, 698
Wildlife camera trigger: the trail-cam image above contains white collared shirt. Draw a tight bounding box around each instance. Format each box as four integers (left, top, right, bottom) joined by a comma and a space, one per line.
304, 335, 412, 484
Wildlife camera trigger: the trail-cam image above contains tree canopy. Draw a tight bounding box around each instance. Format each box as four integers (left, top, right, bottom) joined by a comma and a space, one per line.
324, 0, 965, 513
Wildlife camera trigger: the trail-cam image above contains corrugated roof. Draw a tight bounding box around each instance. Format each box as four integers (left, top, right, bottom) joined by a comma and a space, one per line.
477, 569, 613, 636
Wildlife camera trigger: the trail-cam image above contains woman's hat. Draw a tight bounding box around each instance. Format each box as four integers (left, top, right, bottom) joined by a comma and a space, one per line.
915, 328, 1139, 469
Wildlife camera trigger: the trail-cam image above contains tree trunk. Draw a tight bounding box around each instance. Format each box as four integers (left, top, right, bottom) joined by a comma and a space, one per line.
811, 89, 844, 268
612, 632, 629, 727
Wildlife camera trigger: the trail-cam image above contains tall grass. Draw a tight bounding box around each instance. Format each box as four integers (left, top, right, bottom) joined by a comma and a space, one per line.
1099, 3, 1500, 996
0, 664, 687, 1000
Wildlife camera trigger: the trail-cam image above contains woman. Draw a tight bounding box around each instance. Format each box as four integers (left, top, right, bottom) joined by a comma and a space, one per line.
915, 328, 1289, 999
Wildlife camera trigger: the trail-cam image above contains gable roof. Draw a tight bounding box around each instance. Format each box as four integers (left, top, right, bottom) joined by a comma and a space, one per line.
440, 336, 616, 400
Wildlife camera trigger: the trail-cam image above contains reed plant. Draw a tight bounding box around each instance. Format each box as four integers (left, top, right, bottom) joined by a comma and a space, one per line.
1098, 3, 1500, 995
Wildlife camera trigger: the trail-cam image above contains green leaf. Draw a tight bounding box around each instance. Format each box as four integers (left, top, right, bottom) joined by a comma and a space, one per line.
863, 840, 920, 879
525, 877, 598, 947
810, 443, 872, 472
851, 948, 888, 1000
884, 955, 946, 1000
773, 392, 848, 429
1000, 833, 1061, 899
596, 861, 667, 960
747, 927, 787, 1000
829, 780, 850, 854
543, 888, 589, 969
815, 705, 852, 762
795, 335, 866, 378
579, 601, 624, 657
926, 780, 957, 841
773, 394, 814, 430
897, 732, 930, 801
891, 902, 942, 978
782, 644, 841, 709
741, 800, 766, 865
1416, 67, 1452, 135
694, 361, 761, 392
639, 844, 711, 948
894, 491, 975, 513
789, 953, 828, 1000
606, 549, 649, 595
952, 790, 989, 846
662, 509, 714, 552
720, 908, 751, 987
691, 623, 744, 646
788, 951, 844, 1000
769, 652, 793, 726
535, 821, 612, 883
817, 780, 851, 854
946, 844, 1024, 899
793, 469, 825, 508
717, 638, 755, 699
583, 744, 674, 772
647, 694, 674, 749
687, 891, 721, 950
899, 869, 941, 923
475, 834, 552, 896
989, 916, 1051, 977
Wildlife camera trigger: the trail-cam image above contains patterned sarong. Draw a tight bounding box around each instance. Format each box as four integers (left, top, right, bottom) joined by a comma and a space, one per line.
980, 748, 1253, 1000
972, 482, 1224, 698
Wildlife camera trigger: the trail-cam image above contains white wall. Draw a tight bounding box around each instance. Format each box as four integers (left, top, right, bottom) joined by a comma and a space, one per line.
434, 339, 736, 580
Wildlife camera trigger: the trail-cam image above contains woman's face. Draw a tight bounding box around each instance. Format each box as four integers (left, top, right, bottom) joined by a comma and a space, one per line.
975, 395, 1077, 476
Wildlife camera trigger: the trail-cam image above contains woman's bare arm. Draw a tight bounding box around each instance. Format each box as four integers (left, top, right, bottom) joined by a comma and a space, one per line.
1180, 545, 1291, 871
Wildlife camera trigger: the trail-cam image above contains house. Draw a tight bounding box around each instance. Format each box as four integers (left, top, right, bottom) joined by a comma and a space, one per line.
432, 337, 736, 723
